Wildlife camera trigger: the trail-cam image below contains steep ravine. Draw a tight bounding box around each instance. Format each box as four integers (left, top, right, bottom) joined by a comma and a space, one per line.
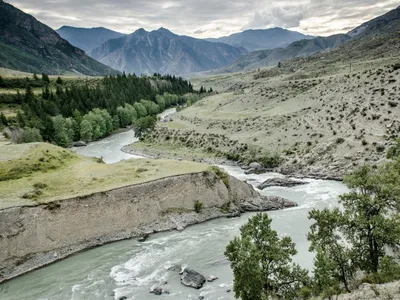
0, 171, 295, 283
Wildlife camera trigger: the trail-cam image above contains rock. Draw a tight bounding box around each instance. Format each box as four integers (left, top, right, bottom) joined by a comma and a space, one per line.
226, 288, 232, 293
257, 177, 308, 190
168, 265, 182, 272
150, 287, 163, 295
119, 297, 127, 300
138, 233, 150, 242
199, 296, 205, 300
207, 275, 218, 282
240, 196, 297, 212
180, 268, 206, 289
72, 141, 87, 147
249, 162, 262, 169
244, 168, 267, 175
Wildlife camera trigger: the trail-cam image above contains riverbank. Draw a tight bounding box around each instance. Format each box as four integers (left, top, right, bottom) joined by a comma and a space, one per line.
0, 169, 296, 283
123, 142, 345, 181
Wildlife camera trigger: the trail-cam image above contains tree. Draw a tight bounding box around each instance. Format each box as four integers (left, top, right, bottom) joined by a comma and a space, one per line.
387, 138, 400, 159
308, 162, 400, 293
308, 208, 355, 294
133, 116, 157, 139
278, 62, 282, 68
225, 213, 309, 300
80, 119, 93, 142
0, 113, 8, 127
18, 127, 43, 143
56, 76, 63, 84
41, 73, 50, 83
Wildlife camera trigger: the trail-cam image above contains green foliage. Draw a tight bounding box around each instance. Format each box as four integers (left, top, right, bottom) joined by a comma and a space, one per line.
0, 112, 7, 127
308, 162, 400, 296
55, 77, 63, 84
133, 116, 157, 139
41, 73, 50, 83
225, 213, 310, 300
17, 127, 43, 143
194, 200, 204, 213
208, 166, 230, 188
387, 138, 400, 159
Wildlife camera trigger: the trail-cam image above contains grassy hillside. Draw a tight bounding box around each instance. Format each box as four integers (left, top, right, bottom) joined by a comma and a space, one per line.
0, 141, 208, 209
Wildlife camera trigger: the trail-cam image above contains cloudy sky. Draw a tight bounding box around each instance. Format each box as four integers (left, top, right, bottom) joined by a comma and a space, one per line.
8, 0, 399, 38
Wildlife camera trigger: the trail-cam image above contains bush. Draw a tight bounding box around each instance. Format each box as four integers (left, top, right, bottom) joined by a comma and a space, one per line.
194, 200, 203, 213
336, 137, 345, 144
17, 127, 43, 144
208, 166, 230, 188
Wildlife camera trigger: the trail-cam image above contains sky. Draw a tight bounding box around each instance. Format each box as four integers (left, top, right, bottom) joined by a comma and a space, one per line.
7, 0, 399, 38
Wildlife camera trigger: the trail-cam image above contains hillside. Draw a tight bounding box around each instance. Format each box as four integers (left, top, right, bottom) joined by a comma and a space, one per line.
206, 28, 314, 52
56, 26, 126, 52
349, 5, 400, 37
129, 25, 400, 179
215, 6, 400, 74
215, 34, 351, 73
0, 1, 117, 76
89, 28, 248, 75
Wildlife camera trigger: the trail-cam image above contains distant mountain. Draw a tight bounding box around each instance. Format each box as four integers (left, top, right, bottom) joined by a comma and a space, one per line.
89, 27, 248, 75
206, 28, 314, 52
217, 34, 351, 73
0, 1, 116, 76
348, 5, 400, 37
56, 26, 126, 52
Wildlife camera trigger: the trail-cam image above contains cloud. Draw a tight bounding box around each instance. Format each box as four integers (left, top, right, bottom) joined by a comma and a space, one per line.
6, 0, 400, 38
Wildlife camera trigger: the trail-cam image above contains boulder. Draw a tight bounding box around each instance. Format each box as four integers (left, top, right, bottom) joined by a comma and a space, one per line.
180, 268, 206, 289
138, 233, 150, 242
240, 196, 297, 212
257, 177, 308, 190
72, 141, 87, 147
249, 162, 262, 169
168, 265, 182, 272
150, 287, 163, 295
244, 168, 267, 175
207, 275, 218, 282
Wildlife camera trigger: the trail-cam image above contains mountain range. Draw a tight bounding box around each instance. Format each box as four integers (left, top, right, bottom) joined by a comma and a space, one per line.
89, 28, 248, 75
56, 26, 126, 52
206, 28, 314, 52
214, 5, 400, 74
0, 0, 116, 76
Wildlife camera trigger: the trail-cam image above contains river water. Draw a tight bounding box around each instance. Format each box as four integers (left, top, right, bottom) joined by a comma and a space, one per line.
0, 111, 347, 300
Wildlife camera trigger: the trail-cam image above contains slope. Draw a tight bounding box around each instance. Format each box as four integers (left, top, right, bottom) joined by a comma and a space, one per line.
89, 27, 248, 75
206, 27, 314, 52
0, 1, 117, 76
56, 26, 126, 52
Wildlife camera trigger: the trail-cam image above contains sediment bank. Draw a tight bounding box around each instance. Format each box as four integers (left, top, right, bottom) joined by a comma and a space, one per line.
0, 171, 296, 283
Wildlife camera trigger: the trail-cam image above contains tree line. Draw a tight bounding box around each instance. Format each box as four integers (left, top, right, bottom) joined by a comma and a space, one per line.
226, 147, 400, 299
2, 73, 209, 146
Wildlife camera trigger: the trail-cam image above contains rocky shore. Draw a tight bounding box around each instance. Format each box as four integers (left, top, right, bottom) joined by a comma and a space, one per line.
0, 170, 296, 283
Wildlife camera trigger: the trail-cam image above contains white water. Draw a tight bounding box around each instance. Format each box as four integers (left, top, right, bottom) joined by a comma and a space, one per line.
0, 119, 347, 300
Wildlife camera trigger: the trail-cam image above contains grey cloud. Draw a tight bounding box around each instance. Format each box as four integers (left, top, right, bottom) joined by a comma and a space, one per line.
7, 0, 400, 37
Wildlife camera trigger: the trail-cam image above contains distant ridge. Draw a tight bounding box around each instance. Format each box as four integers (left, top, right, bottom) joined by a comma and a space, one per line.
57, 26, 126, 52
206, 28, 314, 52
89, 27, 248, 75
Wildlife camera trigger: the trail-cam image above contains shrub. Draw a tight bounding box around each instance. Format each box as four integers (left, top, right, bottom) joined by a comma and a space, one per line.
194, 200, 203, 213
336, 138, 345, 144
209, 166, 230, 188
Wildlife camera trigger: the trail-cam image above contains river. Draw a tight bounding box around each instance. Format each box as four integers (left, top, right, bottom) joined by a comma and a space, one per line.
0, 110, 347, 300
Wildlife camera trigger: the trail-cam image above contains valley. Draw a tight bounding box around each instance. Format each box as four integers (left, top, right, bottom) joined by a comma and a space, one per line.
1, 1, 400, 300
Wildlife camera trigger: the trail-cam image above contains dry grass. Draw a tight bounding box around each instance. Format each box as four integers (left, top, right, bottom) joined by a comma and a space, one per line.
0, 142, 208, 209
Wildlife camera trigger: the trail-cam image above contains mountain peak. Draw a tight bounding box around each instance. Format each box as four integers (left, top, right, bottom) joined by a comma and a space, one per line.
156, 27, 175, 35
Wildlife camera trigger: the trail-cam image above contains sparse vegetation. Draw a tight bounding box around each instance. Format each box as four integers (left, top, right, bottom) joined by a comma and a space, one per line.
194, 200, 204, 213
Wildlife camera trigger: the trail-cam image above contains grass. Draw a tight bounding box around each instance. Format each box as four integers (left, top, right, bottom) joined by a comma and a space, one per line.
208, 166, 230, 188
0, 142, 209, 209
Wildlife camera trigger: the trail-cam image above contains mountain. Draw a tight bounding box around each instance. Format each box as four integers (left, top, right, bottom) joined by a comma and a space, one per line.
56, 26, 126, 52
89, 27, 248, 75
206, 28, 314, 52
0, 0, 116, 76
216, 34, 351, 73
348, 5, 400, 37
